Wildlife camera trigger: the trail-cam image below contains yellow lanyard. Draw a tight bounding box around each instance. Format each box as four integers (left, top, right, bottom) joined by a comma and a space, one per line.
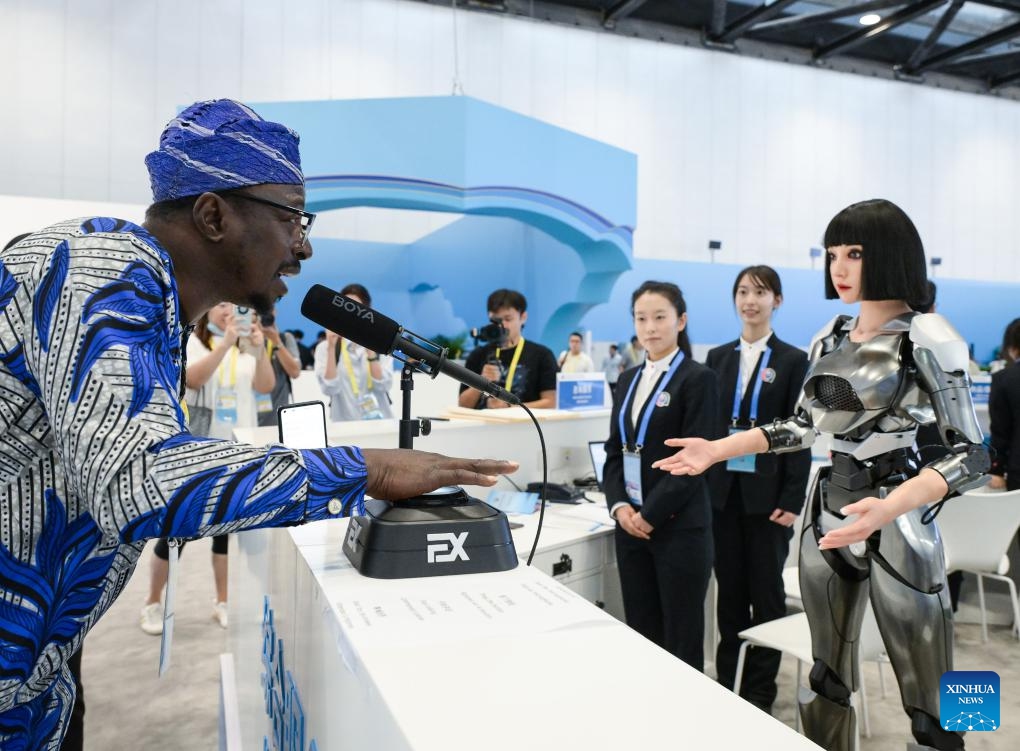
495, 337, 525, 393
217, 342, 238, 388
341, 340, 372, 396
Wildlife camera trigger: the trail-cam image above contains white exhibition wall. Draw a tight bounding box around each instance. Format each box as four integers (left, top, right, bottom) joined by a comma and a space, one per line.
1, 0, 1018, 282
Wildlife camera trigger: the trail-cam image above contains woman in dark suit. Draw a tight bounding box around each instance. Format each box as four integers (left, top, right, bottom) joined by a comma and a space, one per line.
705, 265, 811, 712
603, 280, 719, 670
989, 317, 1020, 491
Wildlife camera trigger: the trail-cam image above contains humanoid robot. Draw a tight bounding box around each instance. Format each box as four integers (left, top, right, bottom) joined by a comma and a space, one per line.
655, 199, 989, 750
765, 308, 987, 750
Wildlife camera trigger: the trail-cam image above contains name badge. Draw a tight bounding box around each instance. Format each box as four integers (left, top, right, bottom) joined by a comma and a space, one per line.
356, 393, 383, 420
623, 451, 643, 505
726, 427, 757, 473
255, 392, 273, 415
215, 389, 238, 424
158, 540, 180, 676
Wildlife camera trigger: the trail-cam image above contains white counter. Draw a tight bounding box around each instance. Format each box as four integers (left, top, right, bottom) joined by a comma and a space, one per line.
229, 520, 820, 751
227, 411, 821, 750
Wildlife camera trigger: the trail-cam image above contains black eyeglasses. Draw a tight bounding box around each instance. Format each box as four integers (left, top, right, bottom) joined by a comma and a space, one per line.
229, 193, 316, 246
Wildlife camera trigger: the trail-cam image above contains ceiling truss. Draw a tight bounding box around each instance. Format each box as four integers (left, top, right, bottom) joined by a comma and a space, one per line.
435, 0, 1020, 98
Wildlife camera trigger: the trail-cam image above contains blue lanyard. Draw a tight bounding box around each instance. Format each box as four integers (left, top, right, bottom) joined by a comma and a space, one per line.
618, 351, 686, 451
731, 344, 772, 426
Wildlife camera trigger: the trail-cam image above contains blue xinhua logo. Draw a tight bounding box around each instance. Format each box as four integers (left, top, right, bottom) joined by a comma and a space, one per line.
940, 671, 1000, 732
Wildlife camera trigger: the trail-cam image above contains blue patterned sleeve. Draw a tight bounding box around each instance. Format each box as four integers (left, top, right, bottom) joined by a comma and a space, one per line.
24, 229, 367, 542
119, 439, 367, 541
301, 446, 368, 520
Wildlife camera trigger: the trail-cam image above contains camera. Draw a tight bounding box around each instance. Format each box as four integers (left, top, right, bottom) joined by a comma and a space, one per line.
259, 312, 275, 328
470, 318, 508, 346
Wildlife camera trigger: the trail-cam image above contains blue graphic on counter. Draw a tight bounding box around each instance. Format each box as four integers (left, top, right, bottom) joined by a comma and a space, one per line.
262, 596, 318, 751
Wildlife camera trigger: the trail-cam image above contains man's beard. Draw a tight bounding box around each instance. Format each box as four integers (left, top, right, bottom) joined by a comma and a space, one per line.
249, 291, 275, 317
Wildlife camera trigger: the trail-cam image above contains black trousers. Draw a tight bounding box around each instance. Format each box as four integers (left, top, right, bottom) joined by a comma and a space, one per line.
59, 648, 84, 751
615, 519, 712, 671
153, 534, 228, 559
712, 486, 793, 708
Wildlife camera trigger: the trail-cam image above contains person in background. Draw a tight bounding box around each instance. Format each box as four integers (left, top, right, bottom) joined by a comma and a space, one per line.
706, 265, 810, 713
459, 289, 558, 409
140, 303, 275, 634
655, 199, 988, 751
258, 309, 302, 426
558, 331, 594, 373
989, 319, 1020, 374
289, 328, 315, 370
602, 280, 719, 670
620, 334, 644, 370
601, 343, 624, 400
314, 283, 394, 421
989, 317, 1020, 491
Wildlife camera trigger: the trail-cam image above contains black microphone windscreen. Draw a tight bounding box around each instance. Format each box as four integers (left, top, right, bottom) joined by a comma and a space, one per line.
301, 285, 401, 354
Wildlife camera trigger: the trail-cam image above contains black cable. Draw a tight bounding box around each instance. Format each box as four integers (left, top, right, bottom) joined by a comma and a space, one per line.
501, 473, 523, 492
520, 403, 547, 566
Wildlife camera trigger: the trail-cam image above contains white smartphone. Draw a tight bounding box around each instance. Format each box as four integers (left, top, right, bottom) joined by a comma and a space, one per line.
277, 400, 328, 449
234, 304, 253, 337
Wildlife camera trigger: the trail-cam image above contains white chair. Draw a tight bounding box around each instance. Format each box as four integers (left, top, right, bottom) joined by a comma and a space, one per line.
733, 602, 887, 740
783, 566, 802, 611
937, 486, 1020, 642
733, 611, 813, 732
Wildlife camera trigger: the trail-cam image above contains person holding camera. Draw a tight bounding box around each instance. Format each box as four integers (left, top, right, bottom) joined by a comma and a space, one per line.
257, 308, 303, 427
458, 289, 558, 409
314, 283, 394, 421
139, 302, 275, 634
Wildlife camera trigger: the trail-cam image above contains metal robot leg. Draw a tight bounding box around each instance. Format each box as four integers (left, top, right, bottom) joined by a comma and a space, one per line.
870, 507, 964, 751
798, 473, 870, 751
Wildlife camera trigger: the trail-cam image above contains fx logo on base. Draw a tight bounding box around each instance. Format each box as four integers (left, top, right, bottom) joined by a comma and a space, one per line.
426, 532, 470, 563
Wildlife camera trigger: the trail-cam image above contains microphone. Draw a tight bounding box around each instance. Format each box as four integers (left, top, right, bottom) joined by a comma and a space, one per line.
301, 284, 522, 406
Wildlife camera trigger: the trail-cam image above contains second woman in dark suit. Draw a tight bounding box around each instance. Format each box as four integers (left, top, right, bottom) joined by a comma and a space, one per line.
989, 317, 1020, 491
706, 265, 810, 712
603, 280, 719, 670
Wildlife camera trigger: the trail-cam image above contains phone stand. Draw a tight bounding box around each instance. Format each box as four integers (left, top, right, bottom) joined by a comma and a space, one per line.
341, 366, 519, 578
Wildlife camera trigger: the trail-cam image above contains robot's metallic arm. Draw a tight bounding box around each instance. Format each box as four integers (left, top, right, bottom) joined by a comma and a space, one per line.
760, 411, 816, 453
911, 314, 990, 494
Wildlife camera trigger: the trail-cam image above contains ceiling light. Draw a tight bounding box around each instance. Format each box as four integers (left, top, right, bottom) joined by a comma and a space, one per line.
859, 14, 881, 26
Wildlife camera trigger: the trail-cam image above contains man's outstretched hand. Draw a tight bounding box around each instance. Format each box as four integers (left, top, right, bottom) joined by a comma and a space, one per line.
362, 449, 518, 501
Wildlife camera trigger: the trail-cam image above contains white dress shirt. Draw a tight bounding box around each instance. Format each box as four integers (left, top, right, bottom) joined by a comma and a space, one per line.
630, 347, 681, 428
737, 332, 772, 397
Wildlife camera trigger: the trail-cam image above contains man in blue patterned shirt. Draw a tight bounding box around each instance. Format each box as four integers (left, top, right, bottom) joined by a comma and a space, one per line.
0, 99, 516, 749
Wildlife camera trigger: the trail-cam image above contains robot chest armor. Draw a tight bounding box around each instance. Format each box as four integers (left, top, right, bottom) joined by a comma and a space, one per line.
802, 332, 916, 435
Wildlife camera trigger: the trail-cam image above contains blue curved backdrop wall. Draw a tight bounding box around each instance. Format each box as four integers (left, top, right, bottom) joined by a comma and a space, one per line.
254, 96, 1011, 362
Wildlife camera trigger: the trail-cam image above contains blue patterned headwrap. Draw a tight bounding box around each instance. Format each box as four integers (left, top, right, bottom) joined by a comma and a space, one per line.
145, 99, 303, 202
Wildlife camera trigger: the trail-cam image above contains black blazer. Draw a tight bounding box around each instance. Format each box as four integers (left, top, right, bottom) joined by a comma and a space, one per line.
990, 362, 1020, 477
603, 355, 720, 529
705, 334, 811, 515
